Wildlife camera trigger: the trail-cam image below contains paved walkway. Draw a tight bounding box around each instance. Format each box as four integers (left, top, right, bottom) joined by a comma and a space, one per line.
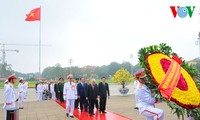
0, 95, 179, 120
0, 100, 78, 120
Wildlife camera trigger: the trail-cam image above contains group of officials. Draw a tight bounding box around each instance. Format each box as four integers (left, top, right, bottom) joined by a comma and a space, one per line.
36, 74, 110, 118
3, 74, 28, 120
63, 75, 110, 118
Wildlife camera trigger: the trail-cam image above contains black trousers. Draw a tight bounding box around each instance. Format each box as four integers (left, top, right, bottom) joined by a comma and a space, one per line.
80, 97, 88, 111
59, 92, 64, 103
89, 99, 95, 114
55, 92, 59, 100
88, 99, 99, 114
75, 98, 80, 108
95, 100, 99, 110
100, 97, 107, 112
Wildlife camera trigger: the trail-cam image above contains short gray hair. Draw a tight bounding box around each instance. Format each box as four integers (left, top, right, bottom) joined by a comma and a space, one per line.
91, 79, 96, 83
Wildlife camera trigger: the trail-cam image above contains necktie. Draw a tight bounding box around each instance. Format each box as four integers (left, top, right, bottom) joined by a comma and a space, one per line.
92, 84, 94, 90
70, 82, 71, 85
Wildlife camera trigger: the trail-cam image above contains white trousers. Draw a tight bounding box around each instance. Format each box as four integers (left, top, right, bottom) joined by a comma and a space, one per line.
66, 99, 75, 116
51, 91, 56, 100
24, 90, 28, 98
18, 93, 24, 107
141, 107, 164, 120
38, 92, 42, 101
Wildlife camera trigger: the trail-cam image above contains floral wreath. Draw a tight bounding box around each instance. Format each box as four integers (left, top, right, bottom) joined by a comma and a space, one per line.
138, 43, 200, 119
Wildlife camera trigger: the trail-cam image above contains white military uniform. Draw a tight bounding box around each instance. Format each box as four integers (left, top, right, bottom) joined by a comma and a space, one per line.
18, 82, 25, 108
4, 83, 8, 90
24, 81, 28, 98
135, 82, 164, 120
50, 83, 56, 100
63, 81, 77, 116
37, 84, 43, 101
133, 79, 139, 107
3, 82, 16, 120
43, 83, 48, 91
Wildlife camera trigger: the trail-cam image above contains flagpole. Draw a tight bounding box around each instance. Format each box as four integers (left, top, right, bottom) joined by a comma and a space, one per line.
39, 5, 41, 80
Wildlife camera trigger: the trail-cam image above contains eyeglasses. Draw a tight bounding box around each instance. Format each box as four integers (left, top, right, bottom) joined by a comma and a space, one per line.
140, 77, 146, 80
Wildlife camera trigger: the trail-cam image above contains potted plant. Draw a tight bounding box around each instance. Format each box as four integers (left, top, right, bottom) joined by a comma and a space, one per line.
112, 68, 134, 96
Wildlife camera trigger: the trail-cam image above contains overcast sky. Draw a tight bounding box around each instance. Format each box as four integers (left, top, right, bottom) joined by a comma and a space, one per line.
0, 0, 200, 73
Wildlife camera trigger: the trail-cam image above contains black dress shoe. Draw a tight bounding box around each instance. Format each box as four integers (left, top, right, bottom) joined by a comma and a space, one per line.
66, 113, 69, 117
102, 111, 107, 113
70, 116, 74, 118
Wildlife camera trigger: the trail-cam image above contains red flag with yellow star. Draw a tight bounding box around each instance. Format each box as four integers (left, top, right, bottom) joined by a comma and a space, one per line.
25, 8, 40, 21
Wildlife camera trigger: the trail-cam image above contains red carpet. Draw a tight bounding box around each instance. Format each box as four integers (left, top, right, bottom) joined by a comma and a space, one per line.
55, 100, 133, 120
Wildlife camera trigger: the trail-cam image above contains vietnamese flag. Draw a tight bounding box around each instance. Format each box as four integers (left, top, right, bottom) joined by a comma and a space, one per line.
25, 7, 40, 21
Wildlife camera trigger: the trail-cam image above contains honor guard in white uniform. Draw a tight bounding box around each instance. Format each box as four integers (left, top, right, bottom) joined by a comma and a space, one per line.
24, 80, 28, 99
50, 80, 56, 100
4, 79, 8, 89
43, 81, 48, 91
63, 74, 78, 118
3, 74, 17, 120
133, 69, 144, 109
18, 77, 25, 109
37, 80, 43, 101
134, 69, 164, 120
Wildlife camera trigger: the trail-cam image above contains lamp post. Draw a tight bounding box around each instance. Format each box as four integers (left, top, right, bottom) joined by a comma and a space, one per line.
196, 10, 200, 58
195, 32, 200, 58
130, 54, 133, 74
68, 58, 73, 74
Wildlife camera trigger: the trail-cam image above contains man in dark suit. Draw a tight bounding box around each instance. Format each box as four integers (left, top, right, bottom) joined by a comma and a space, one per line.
86, 79, 98, 116
77, 78, 88, 112
54, 80, 59, 100
98, 77, 110, 114
48, 81, 52, 99
58, 77, 65, 103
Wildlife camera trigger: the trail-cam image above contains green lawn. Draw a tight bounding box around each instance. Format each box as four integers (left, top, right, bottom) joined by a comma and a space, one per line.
0, 79, 114, 88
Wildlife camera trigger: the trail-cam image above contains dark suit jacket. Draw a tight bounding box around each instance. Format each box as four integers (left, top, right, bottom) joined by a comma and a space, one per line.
98, 82, 110, 97
77, 82, 88, 97
87, 84, 98, 100
48, 84, 50, 91
35, 83, 38, 91
54, 84, 58, 92
58, 83, 64, 93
